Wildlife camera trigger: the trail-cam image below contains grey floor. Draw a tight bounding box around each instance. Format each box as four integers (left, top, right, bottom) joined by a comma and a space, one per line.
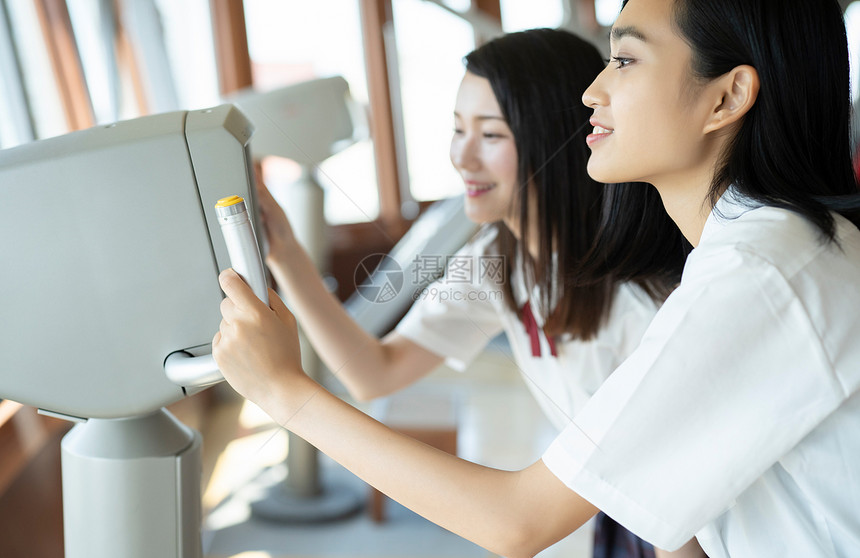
203, 341, 593, 558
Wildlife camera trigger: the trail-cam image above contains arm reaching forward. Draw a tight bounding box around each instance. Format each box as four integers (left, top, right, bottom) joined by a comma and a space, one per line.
256, 181, 443, 400
212, 269, 598, 557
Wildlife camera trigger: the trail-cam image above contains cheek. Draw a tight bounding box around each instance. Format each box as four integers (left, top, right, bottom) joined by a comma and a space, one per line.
618, 88, 687, 154
487, 145, 518, 184
637, 99, 707, 165
449, 139, 461, 168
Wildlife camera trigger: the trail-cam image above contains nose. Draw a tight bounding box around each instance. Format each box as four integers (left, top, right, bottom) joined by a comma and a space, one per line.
582, 66, 609, 108
450, 132, 480, 172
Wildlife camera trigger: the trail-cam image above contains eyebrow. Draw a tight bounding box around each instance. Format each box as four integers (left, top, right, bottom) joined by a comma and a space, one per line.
453, 112, 506, 121
610, 25, 649, 43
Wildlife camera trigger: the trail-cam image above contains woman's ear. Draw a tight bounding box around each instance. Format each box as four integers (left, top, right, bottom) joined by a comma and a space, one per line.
703, 65, 760, 134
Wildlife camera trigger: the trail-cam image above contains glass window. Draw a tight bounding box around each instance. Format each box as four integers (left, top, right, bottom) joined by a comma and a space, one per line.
0, 0, 34, 148
595, 0, 623, 27
499, 0, 563, 32
6, 0, 68, 140
153, 0, 220, 111
68, 0, 121, 124
392, 0, 474, 203
243, 0, 378, 225
69, 0, 219, 124
441, 0, 471, 11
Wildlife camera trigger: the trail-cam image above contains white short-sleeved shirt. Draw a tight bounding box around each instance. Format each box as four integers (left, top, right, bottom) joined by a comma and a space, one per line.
396, 226, 661, 430
542, 190, 860, 556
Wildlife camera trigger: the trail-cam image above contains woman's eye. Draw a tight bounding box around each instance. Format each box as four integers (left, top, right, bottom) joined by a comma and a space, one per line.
609, 56, 634, 69
483, 132, 504, 139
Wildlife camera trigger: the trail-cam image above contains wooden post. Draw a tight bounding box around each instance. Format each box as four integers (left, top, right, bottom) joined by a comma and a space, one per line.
33, 0, 94, 131
472, 0, 502, 45
209, 0, 253, 95
359, 0, 404, 229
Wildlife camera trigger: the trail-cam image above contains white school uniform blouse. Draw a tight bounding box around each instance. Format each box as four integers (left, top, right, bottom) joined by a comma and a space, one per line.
542, 190, 860, 557
396, 226, 660, 431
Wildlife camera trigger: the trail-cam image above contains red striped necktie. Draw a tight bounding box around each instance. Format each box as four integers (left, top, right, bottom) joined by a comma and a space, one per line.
520, 300, 558, 358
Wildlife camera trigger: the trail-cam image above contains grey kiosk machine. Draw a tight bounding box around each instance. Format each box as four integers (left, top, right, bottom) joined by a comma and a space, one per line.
0, 104, 268, 557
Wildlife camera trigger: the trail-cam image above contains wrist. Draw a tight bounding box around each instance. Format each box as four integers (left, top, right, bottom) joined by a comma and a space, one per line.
267, 235, 300, 265
266, 243, 315, 294
263, 372, 319, 427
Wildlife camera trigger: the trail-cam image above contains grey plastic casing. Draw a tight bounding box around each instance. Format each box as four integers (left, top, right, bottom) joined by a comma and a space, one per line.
0, 104, 257, 419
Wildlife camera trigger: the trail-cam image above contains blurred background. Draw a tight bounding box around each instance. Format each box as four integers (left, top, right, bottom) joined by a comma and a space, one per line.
2, 0, 860, 556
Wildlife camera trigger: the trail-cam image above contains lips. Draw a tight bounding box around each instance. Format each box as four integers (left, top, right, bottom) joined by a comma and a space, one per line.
586, 121, 614, 147
465, 180, 496, 197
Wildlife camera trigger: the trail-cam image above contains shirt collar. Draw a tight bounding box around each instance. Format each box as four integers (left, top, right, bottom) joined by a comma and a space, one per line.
698, 186, 762, 245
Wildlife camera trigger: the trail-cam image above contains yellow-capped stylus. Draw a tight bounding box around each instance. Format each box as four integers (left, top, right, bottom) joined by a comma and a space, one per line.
215, 195, 243, 208
215, 195, 269, 305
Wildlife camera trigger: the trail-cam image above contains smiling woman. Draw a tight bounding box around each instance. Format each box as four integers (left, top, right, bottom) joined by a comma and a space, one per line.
450, 72, 519, 223
555, 0, 860, 554
583, 7, 729, 233
211, 0, 860, 557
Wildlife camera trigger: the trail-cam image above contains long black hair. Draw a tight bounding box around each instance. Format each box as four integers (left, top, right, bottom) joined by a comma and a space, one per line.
465, 28, 686, 338
672, 0, 860, 238
578, 183, 690, 294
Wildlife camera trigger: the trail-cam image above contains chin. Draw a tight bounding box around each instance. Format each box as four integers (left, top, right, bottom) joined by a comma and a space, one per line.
587, 160, 624, 184
463, 204, 498, 225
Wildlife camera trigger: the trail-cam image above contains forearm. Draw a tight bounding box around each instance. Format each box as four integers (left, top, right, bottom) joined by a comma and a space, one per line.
213, 270, 596, 556
267, 377, 596, 557
266, 242, 402, 399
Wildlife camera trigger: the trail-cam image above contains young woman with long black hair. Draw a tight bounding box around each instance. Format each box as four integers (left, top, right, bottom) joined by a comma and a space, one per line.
212, 0, 860, 555
255, 27, 686, 556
